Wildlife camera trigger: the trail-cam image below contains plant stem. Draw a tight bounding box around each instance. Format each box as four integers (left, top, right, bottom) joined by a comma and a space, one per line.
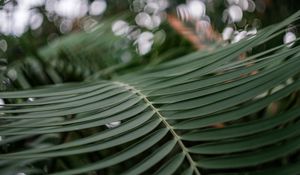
116, 81, 201, 175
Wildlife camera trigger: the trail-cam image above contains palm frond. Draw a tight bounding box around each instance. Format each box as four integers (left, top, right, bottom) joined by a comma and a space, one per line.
1, 11, 300, 175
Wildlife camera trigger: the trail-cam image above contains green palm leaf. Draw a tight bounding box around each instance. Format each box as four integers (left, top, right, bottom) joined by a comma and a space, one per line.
1, 11, 300, 175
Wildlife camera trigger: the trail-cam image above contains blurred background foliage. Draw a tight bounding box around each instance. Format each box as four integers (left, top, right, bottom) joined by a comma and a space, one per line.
0, 0, 299, 91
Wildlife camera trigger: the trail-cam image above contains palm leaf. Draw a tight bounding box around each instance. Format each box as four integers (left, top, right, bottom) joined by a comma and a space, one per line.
1, 11, 300, 175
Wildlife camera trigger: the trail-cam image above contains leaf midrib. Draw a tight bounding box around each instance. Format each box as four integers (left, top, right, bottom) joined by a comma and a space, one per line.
115, 81, 201, 175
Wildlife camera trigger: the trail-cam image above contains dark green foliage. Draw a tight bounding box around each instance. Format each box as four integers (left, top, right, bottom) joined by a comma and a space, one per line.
1, 8, 300, 175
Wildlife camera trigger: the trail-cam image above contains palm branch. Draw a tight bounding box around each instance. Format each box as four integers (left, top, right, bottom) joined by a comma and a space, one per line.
1, 10, 300, 175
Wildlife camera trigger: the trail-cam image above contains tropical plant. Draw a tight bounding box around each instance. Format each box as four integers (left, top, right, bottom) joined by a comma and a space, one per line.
1, 3, 300, 175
